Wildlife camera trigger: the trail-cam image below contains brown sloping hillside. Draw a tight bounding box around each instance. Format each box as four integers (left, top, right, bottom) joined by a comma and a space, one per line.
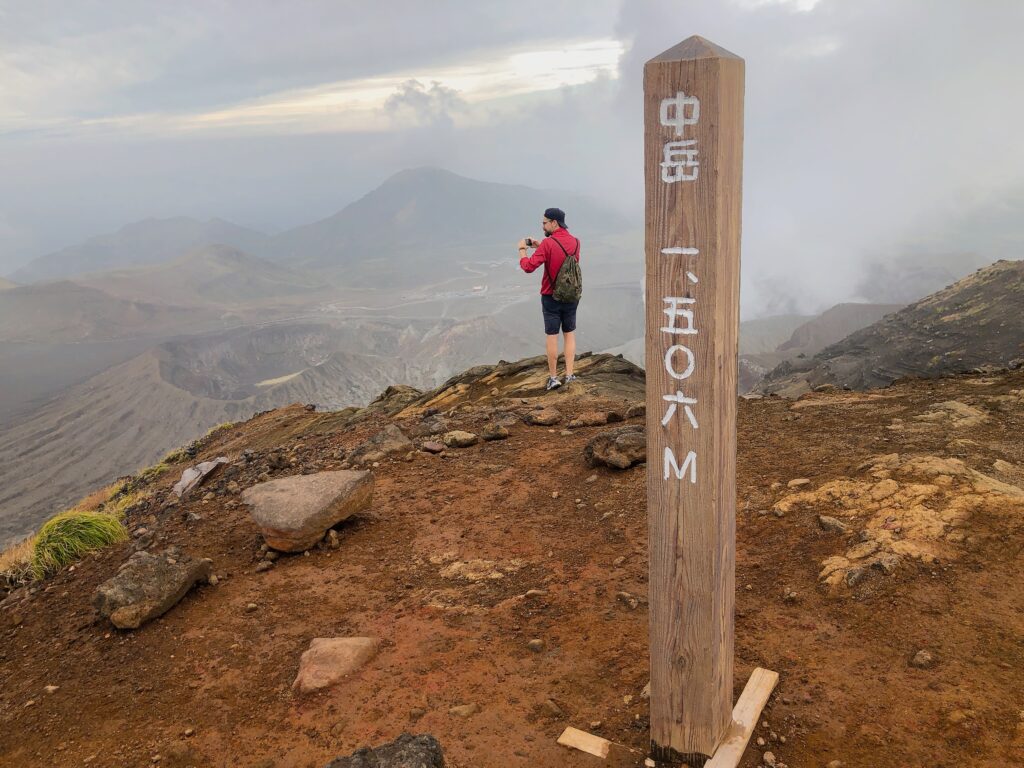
73, 245, 325, 309
0, 281, 233, 343
1, 354, 1023, 767
761, 259, 1024, 395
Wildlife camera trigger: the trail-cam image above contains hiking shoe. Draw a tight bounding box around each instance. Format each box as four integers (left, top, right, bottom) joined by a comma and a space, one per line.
545, 376, 562, 391
564, 374, 579, 384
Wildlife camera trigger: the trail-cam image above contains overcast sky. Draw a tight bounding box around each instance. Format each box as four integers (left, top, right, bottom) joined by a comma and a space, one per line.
2, 0, 1022, 315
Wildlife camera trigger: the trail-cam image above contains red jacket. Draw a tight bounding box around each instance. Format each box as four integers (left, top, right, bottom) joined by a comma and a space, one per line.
519, 227, 580, 296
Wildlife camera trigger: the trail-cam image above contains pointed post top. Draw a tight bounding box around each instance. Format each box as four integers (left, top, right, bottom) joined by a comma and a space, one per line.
647, 35, 743, 64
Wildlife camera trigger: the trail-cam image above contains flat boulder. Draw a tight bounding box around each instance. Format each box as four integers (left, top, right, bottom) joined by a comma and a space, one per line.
94, 549, 212, 630
349, 424, 413, 465
325, 733, 445, 768
442, 430, 479, 448
584, 425, 646, 469
243, 470, 373, 552
293, 636, 380, 694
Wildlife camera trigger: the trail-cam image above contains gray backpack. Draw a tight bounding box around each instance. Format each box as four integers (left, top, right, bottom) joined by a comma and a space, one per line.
548, 236, 582, 304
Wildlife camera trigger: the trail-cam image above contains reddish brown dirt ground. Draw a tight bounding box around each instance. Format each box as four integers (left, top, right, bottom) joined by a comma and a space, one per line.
1, 365, 1023, 768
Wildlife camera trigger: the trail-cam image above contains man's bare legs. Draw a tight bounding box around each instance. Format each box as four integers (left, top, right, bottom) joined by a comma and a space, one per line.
563, 331, 576, 377
546, 334, 559, 378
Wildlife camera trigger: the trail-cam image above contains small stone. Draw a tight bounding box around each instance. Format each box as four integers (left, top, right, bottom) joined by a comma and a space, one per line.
590, 721, 602, 729
787, 478, 810, 489
44, 685, 59, 694
264, 550, 279, 562
245, 603, 258, 613
524, 589, 548, 599
408, 707, 426, 721
763, 751, 777, 767
770, 731, 778, 741
449, 703, 479, 718
910, 649, 934, 669
421, 441, 445, 454
779, 735, 786, 744
826, 761, 844, 768
613, 556, 626, 566
184, 728, 195, 737
541, 698, 564, 717
756, 737, 766, 747
527, 638, 545, 652
255, 561, 273, 573
208, 574, 219, 586
585, 474, 598, 483
442, 430, 480, 449
551, 491, 560, 499
480, 424, 509, 441
818, 515, 850, 534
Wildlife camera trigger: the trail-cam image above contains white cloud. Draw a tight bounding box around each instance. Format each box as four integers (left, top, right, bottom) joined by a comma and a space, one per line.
1, 37, 625, 137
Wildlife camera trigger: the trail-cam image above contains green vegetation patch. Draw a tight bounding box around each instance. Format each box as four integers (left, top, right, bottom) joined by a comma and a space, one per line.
31, 510, 127, 579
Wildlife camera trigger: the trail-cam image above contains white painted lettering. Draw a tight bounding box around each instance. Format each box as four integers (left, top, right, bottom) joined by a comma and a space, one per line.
661, 140, 699, 183
659, 91, 700, 136
663, 344, 695, 380
662, 391, 699, 429
661, 297, 698, 335
664, 447, 698, 483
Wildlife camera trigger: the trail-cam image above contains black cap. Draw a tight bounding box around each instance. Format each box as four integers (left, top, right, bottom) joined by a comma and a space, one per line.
544, 207, 566, 226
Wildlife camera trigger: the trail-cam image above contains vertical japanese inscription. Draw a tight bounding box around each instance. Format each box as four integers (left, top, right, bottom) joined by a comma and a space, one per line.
644, 37, 744, 765
657, 91, 702, 484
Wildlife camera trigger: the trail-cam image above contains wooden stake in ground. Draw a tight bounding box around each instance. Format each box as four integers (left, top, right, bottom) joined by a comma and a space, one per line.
644, 36, 745, 765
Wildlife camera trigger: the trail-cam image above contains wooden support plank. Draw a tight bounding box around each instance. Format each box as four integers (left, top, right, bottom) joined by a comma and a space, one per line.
557, 726, 611, 759
705, 667, 780, 768
643, 34, 745, 766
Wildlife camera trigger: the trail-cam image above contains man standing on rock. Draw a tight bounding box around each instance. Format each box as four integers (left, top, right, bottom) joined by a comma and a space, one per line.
518, 207, 582, 391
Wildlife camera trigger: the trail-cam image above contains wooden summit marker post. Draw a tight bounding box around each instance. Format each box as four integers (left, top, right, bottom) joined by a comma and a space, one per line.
645, 37, 775, 766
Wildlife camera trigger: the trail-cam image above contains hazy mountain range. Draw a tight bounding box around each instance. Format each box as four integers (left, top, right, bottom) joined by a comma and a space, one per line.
1, 166, 1019, 548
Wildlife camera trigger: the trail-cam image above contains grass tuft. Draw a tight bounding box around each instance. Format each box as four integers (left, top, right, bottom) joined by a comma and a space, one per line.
0, 537, 35, 588
31, 510, 127, 579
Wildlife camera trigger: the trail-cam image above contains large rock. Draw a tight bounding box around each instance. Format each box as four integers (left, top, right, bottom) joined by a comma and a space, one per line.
171, 457, 228, 499
293, 636, 380, 694
584, 425, 646, 469
349, 424, 413, 465
243, 470, 373, 552
94, 549, 212, 630
325, 733, 445, 768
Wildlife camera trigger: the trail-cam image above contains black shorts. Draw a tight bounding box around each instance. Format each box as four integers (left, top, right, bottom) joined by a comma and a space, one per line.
541, 294, 579, 335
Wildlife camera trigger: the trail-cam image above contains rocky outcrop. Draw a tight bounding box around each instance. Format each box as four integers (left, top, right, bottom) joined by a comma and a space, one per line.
94, 549, 212, 629
324, 733, 445, 768
759, 259, 1024, 394
243, 470, 373, 552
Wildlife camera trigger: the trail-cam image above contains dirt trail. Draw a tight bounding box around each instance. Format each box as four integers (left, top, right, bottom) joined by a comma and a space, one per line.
1, 361, 1023, 768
